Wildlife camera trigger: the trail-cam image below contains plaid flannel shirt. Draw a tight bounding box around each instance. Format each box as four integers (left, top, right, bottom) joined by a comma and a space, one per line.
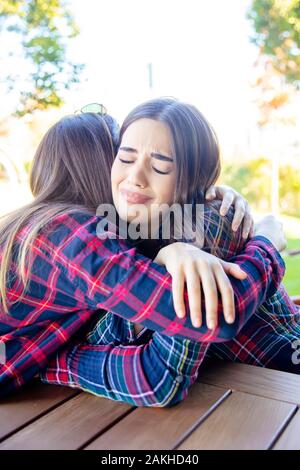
40, 313, 210, 407
207, 285, 300, 374
0, 209, 285, 400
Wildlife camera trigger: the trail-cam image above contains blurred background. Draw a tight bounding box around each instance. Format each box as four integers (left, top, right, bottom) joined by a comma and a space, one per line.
0, 0, 299, 295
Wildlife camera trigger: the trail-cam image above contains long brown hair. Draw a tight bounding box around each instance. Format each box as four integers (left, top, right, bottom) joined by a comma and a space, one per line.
0, 113, 115, 313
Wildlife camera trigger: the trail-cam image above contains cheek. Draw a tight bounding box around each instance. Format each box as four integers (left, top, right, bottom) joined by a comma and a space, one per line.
153, 174, 176, 204
111, 160, 123, 189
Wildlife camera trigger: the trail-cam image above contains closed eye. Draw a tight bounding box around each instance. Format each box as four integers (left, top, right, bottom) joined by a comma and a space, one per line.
153, 168, 171, 175
118, 155, 172, 174
119, 157, 133, 164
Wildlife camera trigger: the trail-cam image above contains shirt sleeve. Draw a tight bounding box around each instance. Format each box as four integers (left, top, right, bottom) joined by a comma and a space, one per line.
43, 212, 285, 342
40, 332, 209, 408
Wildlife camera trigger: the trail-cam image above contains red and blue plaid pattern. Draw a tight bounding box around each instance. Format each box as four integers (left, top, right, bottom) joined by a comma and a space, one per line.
40, 312, 210, 407
203, 205, 300, 374
207, 280, 300, 373
40, 205, 300, 406
0, 209, 285, 398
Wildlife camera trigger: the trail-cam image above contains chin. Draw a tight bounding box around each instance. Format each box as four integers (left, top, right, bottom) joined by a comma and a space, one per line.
118, 205, 149, 225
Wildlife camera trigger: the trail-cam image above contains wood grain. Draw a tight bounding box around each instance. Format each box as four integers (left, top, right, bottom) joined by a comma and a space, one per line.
84, 383, 230, 450
0, 381, 78, 442
198, 361, 300, 404
0, 392, 133, 450
273, 409, 300, 450
177, 391, 295, 450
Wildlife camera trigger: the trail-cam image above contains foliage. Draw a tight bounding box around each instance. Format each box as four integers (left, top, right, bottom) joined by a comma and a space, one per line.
284, 237, 300, 296
279, 163, 300, 214
0, 0, 83, 116
222, 157, 300, 216
248, 0, 300, 88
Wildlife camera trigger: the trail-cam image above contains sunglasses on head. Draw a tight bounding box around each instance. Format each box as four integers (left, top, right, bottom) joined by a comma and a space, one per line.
75, 102, 120, 152
75, 102, 107, 115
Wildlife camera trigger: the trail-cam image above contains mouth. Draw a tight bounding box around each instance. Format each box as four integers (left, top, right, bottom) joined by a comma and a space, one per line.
119, 188, 153, 204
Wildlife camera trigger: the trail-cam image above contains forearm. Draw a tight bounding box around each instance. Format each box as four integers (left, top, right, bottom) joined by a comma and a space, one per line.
54, 216, 285, 343
211, 235, 285, 340
40, 334, 208, 408
97, 236, 285, 342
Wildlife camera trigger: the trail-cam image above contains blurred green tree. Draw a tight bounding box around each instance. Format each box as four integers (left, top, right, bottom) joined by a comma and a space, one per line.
221, 157, 300, 217
0, 0, 83, 116
279, 164, 300, 215
247, 0, 300, 214
248, 0, 300, 87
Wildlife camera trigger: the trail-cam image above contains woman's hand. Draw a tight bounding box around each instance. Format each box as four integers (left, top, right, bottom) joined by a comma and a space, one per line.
254, 215, 286, 252
205, 184, 254, 239
154, 242, 247, 330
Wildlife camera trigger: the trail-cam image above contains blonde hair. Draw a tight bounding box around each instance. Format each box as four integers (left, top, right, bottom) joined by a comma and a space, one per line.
0, 113, 116, 313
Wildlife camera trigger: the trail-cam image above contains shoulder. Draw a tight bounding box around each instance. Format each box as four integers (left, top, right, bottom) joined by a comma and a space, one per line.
38, 209, 131, 259
203, 200, 235, 234
42, 210, 100, 246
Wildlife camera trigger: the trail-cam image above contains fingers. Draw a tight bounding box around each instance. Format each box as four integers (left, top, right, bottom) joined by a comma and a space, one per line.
231, 199, 246, 232
224, 195, 254, 239
197, 261, 218, 330
172, 259, 245, 330
213, 263, 235, 324
241, 206, 254, 239
205, 186, 217, 200
167, 243, 247, 333
221, 260, 247, 280
219, 191, 235, 216
171, 272, 186, 319
212, 186, 253, 238
185, 266, 202, 328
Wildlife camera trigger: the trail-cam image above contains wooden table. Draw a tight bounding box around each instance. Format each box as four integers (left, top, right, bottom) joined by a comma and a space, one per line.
1, 360, 300, 450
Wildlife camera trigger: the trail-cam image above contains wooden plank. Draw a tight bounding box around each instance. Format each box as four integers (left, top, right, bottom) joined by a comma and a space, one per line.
273, 409, 300, 450
0, 392, 133, 450
84, 383, 230, 450
0, 381, 78, 442
198, 361, 300, 404
177, 391, 295, 450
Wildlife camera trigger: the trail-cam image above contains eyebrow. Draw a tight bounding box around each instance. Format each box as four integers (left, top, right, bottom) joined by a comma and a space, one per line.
151, 152, 173, 162
119, 146, 174, 162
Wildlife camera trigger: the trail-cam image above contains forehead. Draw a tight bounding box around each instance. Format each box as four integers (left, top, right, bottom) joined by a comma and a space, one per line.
121, 118, 173, 153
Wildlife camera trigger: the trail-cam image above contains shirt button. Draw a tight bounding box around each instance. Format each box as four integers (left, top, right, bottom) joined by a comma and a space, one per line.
175, 375, 184, 384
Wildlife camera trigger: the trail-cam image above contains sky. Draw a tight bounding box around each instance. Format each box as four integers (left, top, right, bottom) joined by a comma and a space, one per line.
1, 0, 299, 160
64, 0, 259, 156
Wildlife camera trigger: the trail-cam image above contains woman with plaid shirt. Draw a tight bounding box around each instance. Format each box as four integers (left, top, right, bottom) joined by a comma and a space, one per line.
41, 98, 292, 406
0, 100, 288, 406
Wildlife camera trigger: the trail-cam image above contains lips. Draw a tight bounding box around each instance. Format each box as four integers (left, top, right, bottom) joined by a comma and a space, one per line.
120, 189, 152, 204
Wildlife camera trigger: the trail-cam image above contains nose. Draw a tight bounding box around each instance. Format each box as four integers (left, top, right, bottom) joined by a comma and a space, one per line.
126, 161, 148, 189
